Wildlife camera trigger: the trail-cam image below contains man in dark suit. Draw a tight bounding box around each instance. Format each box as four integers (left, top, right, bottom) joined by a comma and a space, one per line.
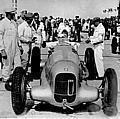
32, 12, 40, 32
73, 16, 82, 42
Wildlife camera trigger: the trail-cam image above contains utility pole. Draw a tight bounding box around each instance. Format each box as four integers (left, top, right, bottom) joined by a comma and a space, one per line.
12, 0, 17, 11
12, 0, 18, 20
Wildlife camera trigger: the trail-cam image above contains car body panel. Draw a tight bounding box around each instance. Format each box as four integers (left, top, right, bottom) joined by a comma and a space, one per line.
30, 42, 98, 108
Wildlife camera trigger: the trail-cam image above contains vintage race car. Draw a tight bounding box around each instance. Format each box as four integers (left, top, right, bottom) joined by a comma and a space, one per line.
10, 38, 118, 116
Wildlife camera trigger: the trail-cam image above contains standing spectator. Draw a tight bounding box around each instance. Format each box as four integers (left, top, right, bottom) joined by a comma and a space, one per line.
42, 16, 48, 39
51, 18, 58, 41
31, 12, 46, 42
17, 10, 27, 26
57, 19, 71, 38
111, 19, 117, 36
73, 16, 82, 42
0, 12, 3, 81
30, 13, 45, 79
0, 12, 4, 81
87, 17, 105, 79
18, 12, 33, 69
32, 12, 40, 33
82, 19, 90, 32
46, 16, 52, 41
102, 18, 110, 40
68, 19, 74, 39
0, 7, 21, 82
88, 19, 95, 37
81, 19, 85, 29
38, 17, 46, 42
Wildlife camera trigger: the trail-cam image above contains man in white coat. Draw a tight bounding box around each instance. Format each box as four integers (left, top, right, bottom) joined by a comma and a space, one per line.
0, 7, 21, 81
87, 17, 105, 78
18, 12, 33, 69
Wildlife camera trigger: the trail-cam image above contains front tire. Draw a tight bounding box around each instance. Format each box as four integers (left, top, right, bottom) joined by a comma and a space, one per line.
31, 46, 40, 79
102, 68, 118, 116
11, 67, 26, 115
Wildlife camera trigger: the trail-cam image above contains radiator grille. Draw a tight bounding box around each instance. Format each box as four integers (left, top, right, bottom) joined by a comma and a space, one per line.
54, 73, 76, 103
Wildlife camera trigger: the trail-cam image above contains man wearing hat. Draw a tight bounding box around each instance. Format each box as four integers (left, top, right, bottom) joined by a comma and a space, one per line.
57, 20, 71, 38
73, 16, 82, 42
86, 17, 105, 79
18, 12, 34, 69
17, 10, 27, 26
31, 12, 46, 42
0, 7, 21, 82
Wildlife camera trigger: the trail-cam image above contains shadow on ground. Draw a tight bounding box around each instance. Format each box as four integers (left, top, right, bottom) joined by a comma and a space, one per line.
28, 102, 101, 115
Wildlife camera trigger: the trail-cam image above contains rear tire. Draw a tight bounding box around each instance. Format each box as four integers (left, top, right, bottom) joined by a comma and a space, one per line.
11, 67, 26, 115
84, 48, 98, 80
102, 68, 118, 116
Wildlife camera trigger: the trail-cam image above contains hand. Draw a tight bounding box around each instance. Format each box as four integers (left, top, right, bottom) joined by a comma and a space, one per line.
1, 49, 7, 59
41, 41, 46, 48
49, 47, 54, 51
85, 39, 91, 44
32, 37, 37, 42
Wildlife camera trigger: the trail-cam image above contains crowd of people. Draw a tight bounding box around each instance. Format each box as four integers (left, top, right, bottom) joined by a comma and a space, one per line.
0, 7, 107, 89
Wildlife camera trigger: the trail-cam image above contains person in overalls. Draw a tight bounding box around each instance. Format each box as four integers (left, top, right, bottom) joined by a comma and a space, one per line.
18, 12, 33, 69
86, 17, 105, 79
0, 7, 21, 82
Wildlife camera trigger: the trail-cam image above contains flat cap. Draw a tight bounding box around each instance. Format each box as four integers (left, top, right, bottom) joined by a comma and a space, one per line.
93, 17, 100, 22
24, 12, 33, 18
75, 15, 79, 18
21, 10, 27, 14
4, 7, 16, 13
20, 10, 27, 18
